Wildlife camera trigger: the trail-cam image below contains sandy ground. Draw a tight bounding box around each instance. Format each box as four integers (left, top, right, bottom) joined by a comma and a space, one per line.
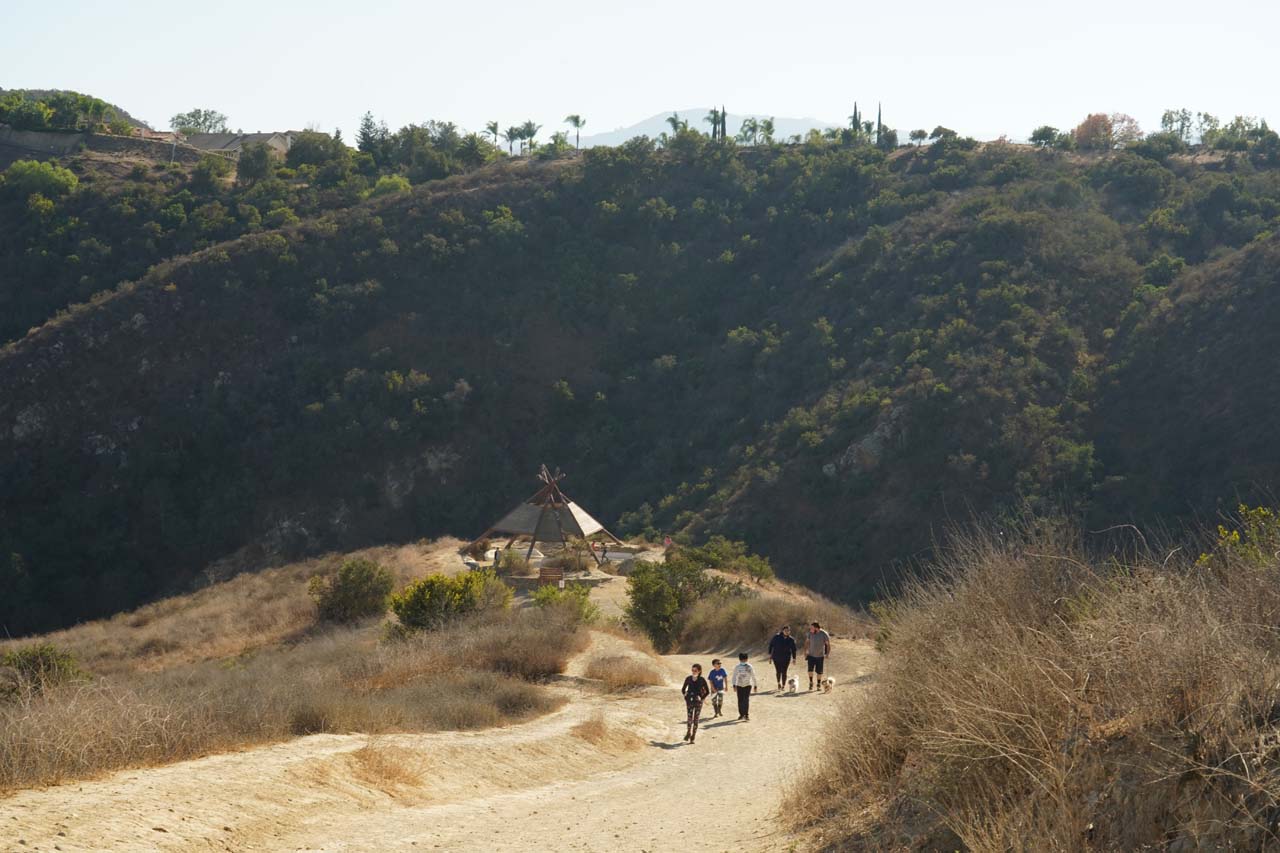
1, 632, 876, 853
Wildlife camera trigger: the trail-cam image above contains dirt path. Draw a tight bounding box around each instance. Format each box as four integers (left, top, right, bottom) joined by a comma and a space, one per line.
1, 636, 876, 853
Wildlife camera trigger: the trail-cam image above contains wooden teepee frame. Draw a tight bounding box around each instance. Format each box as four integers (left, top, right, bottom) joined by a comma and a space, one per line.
471, 465, 623, 565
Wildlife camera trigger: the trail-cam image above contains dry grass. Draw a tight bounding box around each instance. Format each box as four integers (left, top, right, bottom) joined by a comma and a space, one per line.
789, 518, 1280, 851
595, 620, 660, 657
0, 606, 583, 794
676, 590, 867, 653
0, 539, 467, 677
570, 714, 644, 752
348, 737, 427, 792
582, 655, 665, 692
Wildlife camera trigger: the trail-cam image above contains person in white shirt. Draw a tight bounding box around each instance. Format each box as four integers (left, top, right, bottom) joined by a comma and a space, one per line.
731, 652, 758, 721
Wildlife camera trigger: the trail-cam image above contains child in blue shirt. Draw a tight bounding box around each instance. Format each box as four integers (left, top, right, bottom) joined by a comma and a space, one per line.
707, 659, 728, 718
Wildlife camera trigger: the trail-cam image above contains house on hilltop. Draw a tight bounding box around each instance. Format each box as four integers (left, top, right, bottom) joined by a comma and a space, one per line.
184, 131, 295, 160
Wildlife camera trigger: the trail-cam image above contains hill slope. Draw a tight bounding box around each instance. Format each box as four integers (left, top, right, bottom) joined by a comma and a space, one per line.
4, 132, 1280, 633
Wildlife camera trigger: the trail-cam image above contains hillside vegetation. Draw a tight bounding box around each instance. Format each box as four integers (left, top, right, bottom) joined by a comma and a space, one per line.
794, 510, 1280, 850
4, 118, 1280, 632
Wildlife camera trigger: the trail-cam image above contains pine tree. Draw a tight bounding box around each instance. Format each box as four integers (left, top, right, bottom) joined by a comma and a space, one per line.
876, 103, 882, 146
357, 112, 379, 154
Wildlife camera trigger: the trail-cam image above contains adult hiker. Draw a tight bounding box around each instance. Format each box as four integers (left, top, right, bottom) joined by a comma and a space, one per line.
767, 625, 797, 690
805, 621, 831, 692
731, 652, 758, 721
681, 663, 710, 743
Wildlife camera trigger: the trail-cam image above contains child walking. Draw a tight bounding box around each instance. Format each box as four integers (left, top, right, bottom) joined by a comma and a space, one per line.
732, 652, 758, 721
681, 663, 710, 743
707, 658, 728, 718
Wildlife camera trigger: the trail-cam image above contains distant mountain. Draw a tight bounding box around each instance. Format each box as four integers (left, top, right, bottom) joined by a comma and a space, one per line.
577, 108, 838, 147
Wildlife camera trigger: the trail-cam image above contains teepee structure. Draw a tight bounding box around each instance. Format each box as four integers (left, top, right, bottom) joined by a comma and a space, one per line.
471, 465, 623, 565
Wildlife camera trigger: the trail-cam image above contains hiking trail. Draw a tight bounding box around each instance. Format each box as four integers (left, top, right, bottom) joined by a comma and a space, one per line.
2, 630, 876, 852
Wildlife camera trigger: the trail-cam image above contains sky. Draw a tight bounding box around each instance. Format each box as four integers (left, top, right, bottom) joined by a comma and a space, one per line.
2, 0, 1276, 142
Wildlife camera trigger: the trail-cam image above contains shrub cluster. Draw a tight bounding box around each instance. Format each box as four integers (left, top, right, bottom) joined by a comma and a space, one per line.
1, 643, 84, 693
389, 569, 511, 632
307, 558, 394, 623
531, 581, 599, 625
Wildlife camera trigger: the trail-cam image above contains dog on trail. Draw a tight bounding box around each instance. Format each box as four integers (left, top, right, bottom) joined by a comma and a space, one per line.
785, 675, 798, 694
821, 676, 835, 694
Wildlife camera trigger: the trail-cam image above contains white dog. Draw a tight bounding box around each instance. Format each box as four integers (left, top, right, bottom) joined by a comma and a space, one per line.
785, 675, 798, 694
821, 676, 835, 694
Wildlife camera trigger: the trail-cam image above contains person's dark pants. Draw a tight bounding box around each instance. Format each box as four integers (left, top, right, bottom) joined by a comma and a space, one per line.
735, 685, 752, 718
685, 699, 703, 737
773, 658, 791, 686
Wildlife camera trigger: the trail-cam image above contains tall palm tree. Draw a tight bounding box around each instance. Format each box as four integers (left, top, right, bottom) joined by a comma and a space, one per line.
564, 114, 586, 149
704, 108, 721, 140
502, 125, 520, 155
485, 121, 500, 145
520, 120, 541, 153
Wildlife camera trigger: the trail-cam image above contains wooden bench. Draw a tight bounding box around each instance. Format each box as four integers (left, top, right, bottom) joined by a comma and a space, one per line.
538, 565, 565, 587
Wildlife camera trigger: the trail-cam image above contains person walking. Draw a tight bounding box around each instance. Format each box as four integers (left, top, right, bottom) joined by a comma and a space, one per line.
805, 621, 831, 692
681, 663, 710, 743
707, 658, 728, 717
767, 625, 797, 690
732, 652, 758, 721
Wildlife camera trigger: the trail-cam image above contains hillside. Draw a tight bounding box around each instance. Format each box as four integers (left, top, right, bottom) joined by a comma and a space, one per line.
4, 129, 1280, 633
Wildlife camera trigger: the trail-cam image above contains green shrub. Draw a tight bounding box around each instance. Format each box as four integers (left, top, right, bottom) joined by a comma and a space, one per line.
495, 549, 530, 575
369, 174, 411, 198
1, 643, 85, 690
192, 155, 232, 192
531, 582, 599, 624
1, 159, 78, 200
679, 536, 775, 582
624, 556, 739, 651
307, 558, 394, 623
390, 570, 511, 632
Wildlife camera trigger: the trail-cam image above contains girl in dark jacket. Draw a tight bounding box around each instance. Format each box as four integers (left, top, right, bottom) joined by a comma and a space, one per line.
681, 664, 710, 743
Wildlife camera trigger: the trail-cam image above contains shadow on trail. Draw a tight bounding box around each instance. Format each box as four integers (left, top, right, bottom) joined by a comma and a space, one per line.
648, 740, 687, 750
701, 720, 745, 729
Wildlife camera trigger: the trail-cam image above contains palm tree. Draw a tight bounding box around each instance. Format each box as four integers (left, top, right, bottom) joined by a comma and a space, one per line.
564, 114, 586, 149
666, 112, 686, 134
520, 120, 541, 154
459, 133, 487, 168
736, 117, 758, 145
760, 117, 775, 144
704, 108, 721, 140
485, 121, 500, 145
502, 125, 520, 155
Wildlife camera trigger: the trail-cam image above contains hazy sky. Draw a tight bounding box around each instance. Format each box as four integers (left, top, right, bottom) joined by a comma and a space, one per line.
3, 0, 1275, 141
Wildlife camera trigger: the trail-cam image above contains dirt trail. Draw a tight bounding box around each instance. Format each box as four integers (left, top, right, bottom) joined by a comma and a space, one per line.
2, 635, 876, 853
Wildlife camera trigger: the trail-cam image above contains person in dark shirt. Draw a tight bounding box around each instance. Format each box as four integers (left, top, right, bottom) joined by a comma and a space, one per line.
767, 625, 798, 690
706, 659, 728, 717
681, 663, 711, 743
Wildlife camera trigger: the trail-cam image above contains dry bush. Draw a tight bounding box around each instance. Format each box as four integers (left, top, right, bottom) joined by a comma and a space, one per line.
596, 620, 659, 657
570, 713, 643, 752
0, 607, 583, 793
790, 517, 1280, 851
349, 737, 426, 791
583, 655, 664, 692
676, 591, 866, 653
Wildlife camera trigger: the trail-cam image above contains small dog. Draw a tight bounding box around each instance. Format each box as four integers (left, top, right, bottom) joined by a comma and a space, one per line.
821, 676, 835, 694
786, 675, 798, 694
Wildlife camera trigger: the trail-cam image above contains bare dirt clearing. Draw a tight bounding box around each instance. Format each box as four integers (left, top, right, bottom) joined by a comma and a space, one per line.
2, 633, 876, 852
